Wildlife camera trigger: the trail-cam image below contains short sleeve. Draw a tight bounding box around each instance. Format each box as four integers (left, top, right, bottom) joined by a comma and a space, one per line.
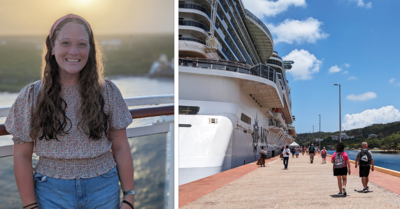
368, 151, 373, 159
4, 82, 38, 144
332, 152, 336, 159
104, 80, 132, 130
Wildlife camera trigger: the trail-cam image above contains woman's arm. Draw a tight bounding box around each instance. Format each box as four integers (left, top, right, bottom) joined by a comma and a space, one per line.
13, 142, 36, 206
347, 160, 351, 175
111, 129, 134, 207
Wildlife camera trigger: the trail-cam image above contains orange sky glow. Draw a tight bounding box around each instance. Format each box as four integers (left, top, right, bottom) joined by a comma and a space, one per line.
0, 0, 173, 35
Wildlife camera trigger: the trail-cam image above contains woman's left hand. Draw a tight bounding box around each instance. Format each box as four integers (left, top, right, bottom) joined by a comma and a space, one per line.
348, 169, 351, 175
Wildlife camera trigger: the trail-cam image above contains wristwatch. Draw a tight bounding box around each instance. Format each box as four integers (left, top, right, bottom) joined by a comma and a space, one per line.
123, 190, 135, 196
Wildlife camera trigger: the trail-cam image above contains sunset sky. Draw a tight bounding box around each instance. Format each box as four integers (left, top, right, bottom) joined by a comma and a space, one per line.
0, 0, 174, 35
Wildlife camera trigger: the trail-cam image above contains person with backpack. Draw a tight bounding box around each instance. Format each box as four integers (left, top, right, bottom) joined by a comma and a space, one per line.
331, 142, 351, 196
321, 147, 327, 164
309, 144, 316, 163
283, 145, 290, 169
355, 142, 374, 193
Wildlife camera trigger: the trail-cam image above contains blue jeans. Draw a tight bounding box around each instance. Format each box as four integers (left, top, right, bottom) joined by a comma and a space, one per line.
283, 157, 289, 169
34, 166, 120, 209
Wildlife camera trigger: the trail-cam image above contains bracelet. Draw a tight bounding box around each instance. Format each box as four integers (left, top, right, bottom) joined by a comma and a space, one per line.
23, 203, 37, 208
123, 190, 135, 196
122, 200, 134, 209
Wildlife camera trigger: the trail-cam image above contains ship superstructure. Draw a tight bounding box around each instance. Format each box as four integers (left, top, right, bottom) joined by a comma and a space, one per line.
179, 0, 296, 185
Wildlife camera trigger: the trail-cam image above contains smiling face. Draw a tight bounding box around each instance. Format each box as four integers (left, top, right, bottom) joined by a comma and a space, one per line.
52, 22, 90, 80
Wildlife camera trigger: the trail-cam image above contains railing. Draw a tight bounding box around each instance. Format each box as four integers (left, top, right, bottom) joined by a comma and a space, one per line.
179, 57, 283, 87
179, 3, 211, 18
178, 37, 206, 45
244, 9, 273, 42
179, 20, 209, 31
267, 59, 283, 67
0, 95, 174, 154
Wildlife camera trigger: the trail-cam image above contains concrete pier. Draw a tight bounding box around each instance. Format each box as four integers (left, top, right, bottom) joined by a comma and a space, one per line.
180, 153, 400, 208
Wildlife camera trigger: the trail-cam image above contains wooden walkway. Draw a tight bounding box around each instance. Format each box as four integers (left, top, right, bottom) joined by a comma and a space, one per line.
180, 153, 400, 208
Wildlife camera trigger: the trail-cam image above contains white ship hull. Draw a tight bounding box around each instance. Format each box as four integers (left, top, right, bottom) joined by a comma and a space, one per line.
179, 66, 294, 185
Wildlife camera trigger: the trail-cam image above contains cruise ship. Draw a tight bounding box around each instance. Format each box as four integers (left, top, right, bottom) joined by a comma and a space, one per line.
178, 0, 296, 185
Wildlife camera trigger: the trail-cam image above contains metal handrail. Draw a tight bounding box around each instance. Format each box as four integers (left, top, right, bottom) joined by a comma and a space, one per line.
178, 37, 206, 45
179, 3, 211, 18
178, 20, 209, 31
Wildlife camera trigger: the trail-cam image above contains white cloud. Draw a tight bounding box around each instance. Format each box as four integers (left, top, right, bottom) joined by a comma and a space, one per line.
242, 0, 306, 17
346, 92, 376, 101
342, 106, 400, 130
283, 49, 322, 80
267, 18, 329, 44
389, 78, 396, 83
328, 65, 342, 73
396, 82, 400, 86
344, 63, 350, 68
342, 71, 349, 74
347, 76, 357, 80
353, 0, 372, 9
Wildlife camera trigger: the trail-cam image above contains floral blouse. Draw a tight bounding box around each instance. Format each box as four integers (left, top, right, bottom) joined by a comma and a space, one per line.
5, 80, 132, 179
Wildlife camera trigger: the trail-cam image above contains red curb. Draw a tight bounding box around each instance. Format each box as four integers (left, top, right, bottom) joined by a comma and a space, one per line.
179, 156, 280, 208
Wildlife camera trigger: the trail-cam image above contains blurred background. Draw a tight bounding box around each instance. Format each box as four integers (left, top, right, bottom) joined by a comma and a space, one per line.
0, 0, 174, 209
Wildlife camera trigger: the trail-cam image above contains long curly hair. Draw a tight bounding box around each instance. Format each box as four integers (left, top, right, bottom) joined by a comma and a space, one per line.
30, 17, 110, 141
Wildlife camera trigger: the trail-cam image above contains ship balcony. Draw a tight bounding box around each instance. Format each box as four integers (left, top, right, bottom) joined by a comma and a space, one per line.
288, 125, 297, 137
179, 20, 209, 32
244, 9, 274, 62
178, 58, 287, 110
179, 3, 211, 19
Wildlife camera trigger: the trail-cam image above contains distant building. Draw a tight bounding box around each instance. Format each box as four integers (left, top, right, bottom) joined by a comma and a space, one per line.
368, 134, 378, 138
315, 138, 324, 142
332, 133, 355, 140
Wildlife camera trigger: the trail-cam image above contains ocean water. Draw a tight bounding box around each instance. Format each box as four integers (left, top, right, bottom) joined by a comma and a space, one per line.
0, 76, 174, 209
327, 150, 400, 172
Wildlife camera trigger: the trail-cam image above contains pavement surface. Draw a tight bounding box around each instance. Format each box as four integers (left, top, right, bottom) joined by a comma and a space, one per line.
180, 153, 400, 209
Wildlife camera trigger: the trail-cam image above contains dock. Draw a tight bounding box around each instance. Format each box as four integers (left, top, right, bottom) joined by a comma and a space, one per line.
180, 153, 400, 208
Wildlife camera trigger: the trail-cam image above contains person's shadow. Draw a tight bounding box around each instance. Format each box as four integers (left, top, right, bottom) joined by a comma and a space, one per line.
330, 194, 349, 198
354, 189, 373, 193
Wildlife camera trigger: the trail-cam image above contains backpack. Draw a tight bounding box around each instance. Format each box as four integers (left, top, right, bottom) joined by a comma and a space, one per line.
359, 149, 371, 166
334, 152, 346, 169
322, 149, 326, 155
309, 146, 315, 153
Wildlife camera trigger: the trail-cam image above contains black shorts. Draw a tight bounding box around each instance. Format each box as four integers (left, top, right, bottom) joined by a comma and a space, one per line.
334, 167, 348, 176
359, 166, 371, 177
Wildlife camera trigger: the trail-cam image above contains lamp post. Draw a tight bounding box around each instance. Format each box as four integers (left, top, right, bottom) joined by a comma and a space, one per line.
319, 114, 321, 150
334, 84, 341, 142
312, 125, 314, 147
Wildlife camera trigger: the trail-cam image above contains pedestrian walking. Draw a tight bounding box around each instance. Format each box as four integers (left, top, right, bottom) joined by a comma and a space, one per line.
355, 142, 374, 193
302, 146, 305, 155
321, 147, 327, 164
280, 146, 284, 160
309, 144, 316, 163
257, 146, 267, 167
291, 147, 295, 158
283, 145, 290, 169
295, 146, 300, 158
331, 142, 351, 196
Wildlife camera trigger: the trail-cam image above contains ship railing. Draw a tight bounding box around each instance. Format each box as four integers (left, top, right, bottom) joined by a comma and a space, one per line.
178, 37, 206, 45
178, 20, 210, 31
179, 3, 211, 19
0, 95, 174, 208
179, 57, 286, 100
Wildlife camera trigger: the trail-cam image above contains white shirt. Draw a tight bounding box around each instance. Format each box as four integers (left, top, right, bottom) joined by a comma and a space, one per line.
283, 148, 290, 157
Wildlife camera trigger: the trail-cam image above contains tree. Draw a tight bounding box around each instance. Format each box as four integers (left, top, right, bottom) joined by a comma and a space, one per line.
378, 133, 385, 139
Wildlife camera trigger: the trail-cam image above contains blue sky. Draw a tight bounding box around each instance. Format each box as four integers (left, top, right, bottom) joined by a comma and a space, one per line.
242, 0, 400, 133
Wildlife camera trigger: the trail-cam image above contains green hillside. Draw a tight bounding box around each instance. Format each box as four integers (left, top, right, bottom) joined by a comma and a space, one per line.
296, 121, 400, 151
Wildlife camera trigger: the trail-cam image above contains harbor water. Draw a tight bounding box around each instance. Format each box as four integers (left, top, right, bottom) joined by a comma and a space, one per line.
327, 150, 400, 172
0, 76, 173, 209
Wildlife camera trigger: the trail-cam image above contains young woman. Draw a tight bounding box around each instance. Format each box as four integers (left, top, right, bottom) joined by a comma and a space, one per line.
321, 147, 327, 164
331, 142, 351, 196
256, 146, 267, 167
5, 14, 135, 209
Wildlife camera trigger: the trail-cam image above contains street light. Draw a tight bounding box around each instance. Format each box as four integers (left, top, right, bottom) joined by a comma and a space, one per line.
319, 114, 321, 150
334, 84, 341, 142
